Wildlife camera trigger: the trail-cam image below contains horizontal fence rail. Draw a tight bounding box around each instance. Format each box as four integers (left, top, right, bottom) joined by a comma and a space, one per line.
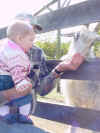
34, 101, 100, 132
37, 0, 100, 33
46, 58, 100, 81
0, 0, 100, 39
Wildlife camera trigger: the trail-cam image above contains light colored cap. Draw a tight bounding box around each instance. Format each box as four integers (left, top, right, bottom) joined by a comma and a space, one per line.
15, 13, 42, 31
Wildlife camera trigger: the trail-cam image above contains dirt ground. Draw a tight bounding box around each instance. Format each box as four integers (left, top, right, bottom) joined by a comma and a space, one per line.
30, 112, 70, 133
31, 115, 68, 133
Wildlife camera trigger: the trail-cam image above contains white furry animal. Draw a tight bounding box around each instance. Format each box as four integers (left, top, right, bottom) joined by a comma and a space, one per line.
60, 27, 100, 133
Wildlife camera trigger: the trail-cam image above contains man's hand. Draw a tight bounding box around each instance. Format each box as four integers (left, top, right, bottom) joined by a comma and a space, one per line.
16, 80, 32, 92
2, 80, 32, 101
2, 87, 32, 101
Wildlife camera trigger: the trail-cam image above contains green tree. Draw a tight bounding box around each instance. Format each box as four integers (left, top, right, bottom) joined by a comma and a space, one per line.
36, 40, 70, 59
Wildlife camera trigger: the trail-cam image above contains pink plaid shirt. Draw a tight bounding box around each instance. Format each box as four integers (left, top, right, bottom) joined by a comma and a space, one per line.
0, 39, 31, 87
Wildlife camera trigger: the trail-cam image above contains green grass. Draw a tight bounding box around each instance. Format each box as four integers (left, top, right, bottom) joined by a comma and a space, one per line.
37, 88, 64, 103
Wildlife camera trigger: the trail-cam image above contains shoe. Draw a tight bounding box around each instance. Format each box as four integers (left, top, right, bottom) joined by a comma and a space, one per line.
3, 113, 18, 124
18, 114, 34, 125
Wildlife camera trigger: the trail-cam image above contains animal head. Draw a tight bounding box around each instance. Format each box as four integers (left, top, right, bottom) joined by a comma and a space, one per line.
66, 27, 100, 58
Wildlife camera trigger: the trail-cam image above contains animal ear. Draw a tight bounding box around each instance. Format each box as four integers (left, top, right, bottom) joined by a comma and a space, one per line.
74, 32, 80, 40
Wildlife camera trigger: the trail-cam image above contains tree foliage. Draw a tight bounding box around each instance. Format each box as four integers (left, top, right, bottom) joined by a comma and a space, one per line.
36, 40, 70, 59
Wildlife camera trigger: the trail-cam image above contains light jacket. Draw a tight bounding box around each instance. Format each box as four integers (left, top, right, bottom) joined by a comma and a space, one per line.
0, 39, 32, 106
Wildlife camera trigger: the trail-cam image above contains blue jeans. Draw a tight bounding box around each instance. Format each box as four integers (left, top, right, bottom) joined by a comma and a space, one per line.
0, 75, 14, 91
